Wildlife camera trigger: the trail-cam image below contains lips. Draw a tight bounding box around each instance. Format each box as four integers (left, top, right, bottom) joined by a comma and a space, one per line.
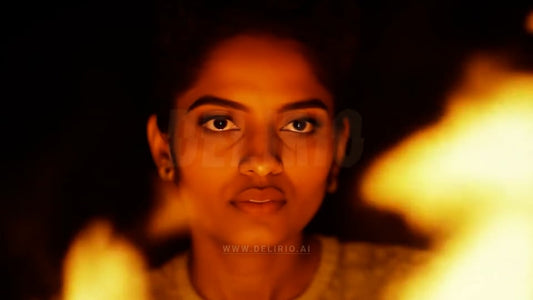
233, 187, 285, 202
231, 187, 286, 214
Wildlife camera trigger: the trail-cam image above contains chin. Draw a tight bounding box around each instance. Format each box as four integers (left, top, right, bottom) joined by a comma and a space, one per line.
224, 226, 296, 246
219, 228, 286, 245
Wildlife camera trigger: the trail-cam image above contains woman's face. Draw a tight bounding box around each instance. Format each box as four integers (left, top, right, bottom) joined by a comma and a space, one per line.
160, 35, 347, 245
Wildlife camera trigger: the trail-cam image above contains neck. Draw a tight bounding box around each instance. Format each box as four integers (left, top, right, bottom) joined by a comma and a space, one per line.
188, 232, 321, 300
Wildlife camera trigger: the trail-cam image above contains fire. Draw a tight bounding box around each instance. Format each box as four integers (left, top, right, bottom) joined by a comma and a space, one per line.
359, 57, 533, 299
62, 220, 149, 300
147, 175, 190, 240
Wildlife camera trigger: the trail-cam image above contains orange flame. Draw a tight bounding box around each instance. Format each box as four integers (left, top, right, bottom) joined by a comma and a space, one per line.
359, 57, 533, 299
62, 219, 149, 300
147, 175, 190, 240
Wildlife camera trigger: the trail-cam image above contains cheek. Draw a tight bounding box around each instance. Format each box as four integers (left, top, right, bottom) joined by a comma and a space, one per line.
173, 138, 238, 194
283, 164, 329, 234
172, 155, 236, 231
285, 159, 331, 203
282, 135, 334, 208
281, 133, 335, 169
171, 131, 243, 222
173, 120, 242, 170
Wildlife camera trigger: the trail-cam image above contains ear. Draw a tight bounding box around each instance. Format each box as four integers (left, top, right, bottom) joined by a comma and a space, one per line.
327, 117, 350, 193
334, 117, 351, 166
146, 114, 175, 181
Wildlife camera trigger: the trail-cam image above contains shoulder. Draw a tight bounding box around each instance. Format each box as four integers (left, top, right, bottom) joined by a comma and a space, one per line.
316, 235, 431, 300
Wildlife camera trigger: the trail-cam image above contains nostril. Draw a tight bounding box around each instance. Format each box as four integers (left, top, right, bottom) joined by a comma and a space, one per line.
239, 156, 283, 177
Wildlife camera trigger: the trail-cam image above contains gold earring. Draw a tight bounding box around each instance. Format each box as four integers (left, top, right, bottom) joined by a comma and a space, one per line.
158, 165, 174, 181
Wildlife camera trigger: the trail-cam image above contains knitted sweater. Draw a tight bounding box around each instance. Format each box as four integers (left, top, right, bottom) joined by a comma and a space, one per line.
149, 235, 429, 300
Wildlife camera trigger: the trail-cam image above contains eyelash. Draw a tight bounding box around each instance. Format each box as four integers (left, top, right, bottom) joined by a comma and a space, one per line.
198, 115, 240, 132
281, 117, 319, 134
198, 115, 320, 134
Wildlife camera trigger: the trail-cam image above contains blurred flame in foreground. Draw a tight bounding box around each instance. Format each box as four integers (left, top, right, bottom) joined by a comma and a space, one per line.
359, 57, 533, 300
62, 219, 148, 300
526, 10, 533, 34
147, 175, 190, 240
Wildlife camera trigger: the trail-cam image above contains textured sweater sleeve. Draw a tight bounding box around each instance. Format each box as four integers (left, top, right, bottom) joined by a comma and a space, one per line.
320, 241, 430, 300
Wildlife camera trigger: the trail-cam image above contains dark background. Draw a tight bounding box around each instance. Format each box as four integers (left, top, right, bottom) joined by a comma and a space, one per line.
2, 0, 532, 299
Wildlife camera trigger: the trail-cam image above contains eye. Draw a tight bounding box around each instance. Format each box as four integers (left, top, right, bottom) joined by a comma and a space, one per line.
281, 118, 317, 133
201, 116, 240, 132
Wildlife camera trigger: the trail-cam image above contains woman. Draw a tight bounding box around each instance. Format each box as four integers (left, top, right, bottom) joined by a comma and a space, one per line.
146, 6, 426, 300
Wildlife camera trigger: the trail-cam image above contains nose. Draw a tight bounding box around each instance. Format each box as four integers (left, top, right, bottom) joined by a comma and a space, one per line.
239, 125, 283, 177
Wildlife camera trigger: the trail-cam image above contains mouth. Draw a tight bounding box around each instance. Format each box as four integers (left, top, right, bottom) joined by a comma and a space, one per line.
248, 199, 273, 203
231, 187, 286, 214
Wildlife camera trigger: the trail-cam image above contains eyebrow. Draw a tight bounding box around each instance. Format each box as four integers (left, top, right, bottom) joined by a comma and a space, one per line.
186, 95, 329, 113
277, 98, 329, 112
187, 96, 250, 112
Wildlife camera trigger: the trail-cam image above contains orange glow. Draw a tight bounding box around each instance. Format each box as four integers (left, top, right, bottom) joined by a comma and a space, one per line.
62, 220, 148, 300
359, 57, 533, 299
526, 10, 533, 34
147, 175, 190, 240
391, 214, 533, 300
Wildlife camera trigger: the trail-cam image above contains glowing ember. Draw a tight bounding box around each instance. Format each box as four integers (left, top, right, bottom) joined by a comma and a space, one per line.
359, 57, 533, 299
62, 219, 148, 300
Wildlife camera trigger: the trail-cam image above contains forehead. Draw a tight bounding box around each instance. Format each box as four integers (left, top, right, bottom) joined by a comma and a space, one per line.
176, 35, 333, 111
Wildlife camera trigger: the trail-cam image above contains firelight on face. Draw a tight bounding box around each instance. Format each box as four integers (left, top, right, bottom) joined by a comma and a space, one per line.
166, 35, 344, 246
